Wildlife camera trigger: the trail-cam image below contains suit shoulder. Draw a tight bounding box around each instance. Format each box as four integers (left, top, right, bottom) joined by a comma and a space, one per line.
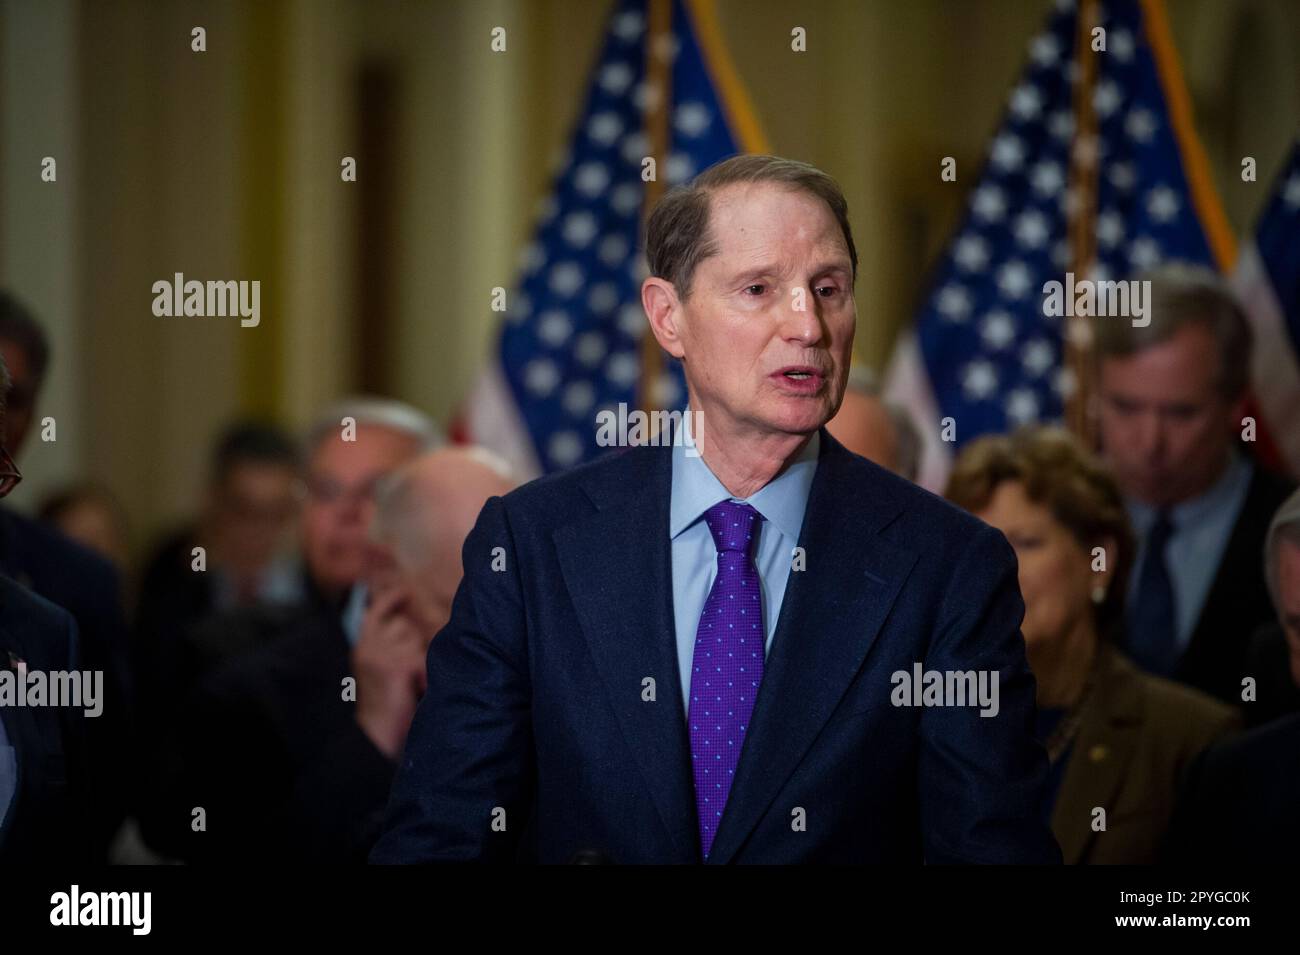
3, 508, 115, 572
841, 451, 1003, 552
496, 446, 662, 526
0, 574, 78, 666
1195, 712, 1300, 788
0, 573, 75, 627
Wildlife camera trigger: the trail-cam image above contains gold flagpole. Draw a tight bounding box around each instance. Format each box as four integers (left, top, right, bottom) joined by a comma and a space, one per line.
637, 0, 673, 417
1065, 0, 1101, 447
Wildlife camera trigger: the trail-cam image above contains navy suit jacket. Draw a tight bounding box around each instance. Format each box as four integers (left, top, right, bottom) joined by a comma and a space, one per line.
0, 506, 131, 859
372, 431, 1060, 864
0, 573, 91, 863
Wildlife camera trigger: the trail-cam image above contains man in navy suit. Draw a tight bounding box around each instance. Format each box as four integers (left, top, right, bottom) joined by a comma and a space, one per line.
373, 155, 1059, 864
0, 291, 131, 860
0, 352, 91, 863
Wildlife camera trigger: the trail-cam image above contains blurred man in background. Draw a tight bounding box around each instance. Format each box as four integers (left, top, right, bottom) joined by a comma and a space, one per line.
826, 362, 922, 481
132, 420, 302, 724
136, 421, 302, 637
0, 352, 93, 864
180, 445, 514, 863
129, 420, 302, 858
1166, 496, 1300, 861
296, 399, 443, 609
1094, 263, 1293, 705
137, 397, 440, 858
1242, 487, 1300, 726
0, 290, 131, 862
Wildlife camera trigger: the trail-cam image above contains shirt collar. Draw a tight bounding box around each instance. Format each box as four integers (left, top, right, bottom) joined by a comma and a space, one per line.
341, 583, 367, 647
670, 421, 820, 542
1127, 452, 1253, 531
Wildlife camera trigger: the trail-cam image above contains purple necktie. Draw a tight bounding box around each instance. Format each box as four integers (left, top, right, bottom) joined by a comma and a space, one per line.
688, 500, 765, 859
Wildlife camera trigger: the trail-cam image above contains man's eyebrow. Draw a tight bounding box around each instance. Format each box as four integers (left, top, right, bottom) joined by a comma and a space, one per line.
812, 261, 852, 278
724, 264, 778, 283
724, 261, 853, 283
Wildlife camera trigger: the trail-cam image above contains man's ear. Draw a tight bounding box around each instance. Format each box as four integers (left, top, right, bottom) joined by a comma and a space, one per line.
642, 277, 686, 360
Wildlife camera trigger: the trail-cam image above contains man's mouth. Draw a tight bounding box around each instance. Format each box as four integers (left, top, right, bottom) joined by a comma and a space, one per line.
771, 366, 826, 392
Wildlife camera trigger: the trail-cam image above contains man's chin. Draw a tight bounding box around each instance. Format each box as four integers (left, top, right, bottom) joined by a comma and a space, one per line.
763, 394, 832, 433
1126, 476, 1178, 507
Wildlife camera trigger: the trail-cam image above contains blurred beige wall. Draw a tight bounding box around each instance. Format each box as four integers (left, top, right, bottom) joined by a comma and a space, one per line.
0, 0, 1296, 558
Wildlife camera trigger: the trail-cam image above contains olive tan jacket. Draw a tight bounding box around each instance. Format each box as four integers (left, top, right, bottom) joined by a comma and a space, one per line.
1051, 642, 1240, 864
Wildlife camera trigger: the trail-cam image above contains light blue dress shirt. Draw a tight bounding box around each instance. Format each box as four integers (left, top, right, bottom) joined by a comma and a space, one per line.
1126, 453, 1254, 651
342, 583, 367, 648
670, 429, 820, 715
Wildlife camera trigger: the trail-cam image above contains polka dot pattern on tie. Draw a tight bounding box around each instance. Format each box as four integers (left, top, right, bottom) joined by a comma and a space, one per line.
688, 500, 764, 859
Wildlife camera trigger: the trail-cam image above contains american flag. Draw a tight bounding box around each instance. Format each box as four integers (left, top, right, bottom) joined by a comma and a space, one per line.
1234, 138, 1300, 475
460, 0, 751, 478
886, 0, 1229, 492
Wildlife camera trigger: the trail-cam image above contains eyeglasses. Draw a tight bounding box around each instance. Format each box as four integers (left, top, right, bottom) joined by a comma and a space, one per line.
303, 474, 381, 508
0, 446, 20, 498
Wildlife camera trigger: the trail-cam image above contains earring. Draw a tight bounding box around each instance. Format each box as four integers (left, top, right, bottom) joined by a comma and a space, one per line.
1091, 584, 1107, 605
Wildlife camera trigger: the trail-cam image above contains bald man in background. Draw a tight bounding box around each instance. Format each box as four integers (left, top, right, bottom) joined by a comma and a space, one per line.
352, 448, 520, 760
181, 446, 516, 863
827, 364, 922, 482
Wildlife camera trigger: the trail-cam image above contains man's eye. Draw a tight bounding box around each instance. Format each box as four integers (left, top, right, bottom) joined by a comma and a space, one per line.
743, 284, 766, 296
815, 285, 839, 297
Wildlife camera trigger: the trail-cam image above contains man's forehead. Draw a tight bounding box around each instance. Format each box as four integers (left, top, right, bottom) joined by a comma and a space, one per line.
1099, 339, 1222, 391
707, 181, 837, 229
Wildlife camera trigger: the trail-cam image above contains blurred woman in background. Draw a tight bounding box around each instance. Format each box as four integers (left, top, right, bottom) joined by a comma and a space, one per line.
946, 426, 1239, 863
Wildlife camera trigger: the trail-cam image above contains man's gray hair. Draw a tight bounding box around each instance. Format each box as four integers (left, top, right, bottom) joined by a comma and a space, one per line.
305, 396, 443, 454
1264, 486, 1300, 611
1092, 261, 1252, 399
843, 364, 922, 483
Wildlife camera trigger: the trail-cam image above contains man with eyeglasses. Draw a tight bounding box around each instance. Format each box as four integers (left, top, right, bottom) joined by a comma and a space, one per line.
143, 397, 439, 860
0, 290, 131, 862
181, 446, 515, 863
0, 351, 93, 863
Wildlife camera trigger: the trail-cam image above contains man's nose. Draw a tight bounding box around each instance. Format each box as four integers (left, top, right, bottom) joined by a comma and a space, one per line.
1134, 412, 1165, 462
336, 490, 373, 525
779, 286, 826, 344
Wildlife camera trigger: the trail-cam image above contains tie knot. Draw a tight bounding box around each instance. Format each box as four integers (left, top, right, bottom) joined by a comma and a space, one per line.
1149, 511, 1175, 544
703, 501, 762, 555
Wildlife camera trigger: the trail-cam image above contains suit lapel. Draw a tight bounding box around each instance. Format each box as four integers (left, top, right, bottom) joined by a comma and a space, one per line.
706, 434, 917, 864
553, 446, 698, 861
1051, 645, 1142, 863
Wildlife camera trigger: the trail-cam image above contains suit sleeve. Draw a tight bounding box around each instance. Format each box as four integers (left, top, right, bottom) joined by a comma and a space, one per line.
58, 611, 96, 862
918, 523, 1062, 864
370, 496, 535, 863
